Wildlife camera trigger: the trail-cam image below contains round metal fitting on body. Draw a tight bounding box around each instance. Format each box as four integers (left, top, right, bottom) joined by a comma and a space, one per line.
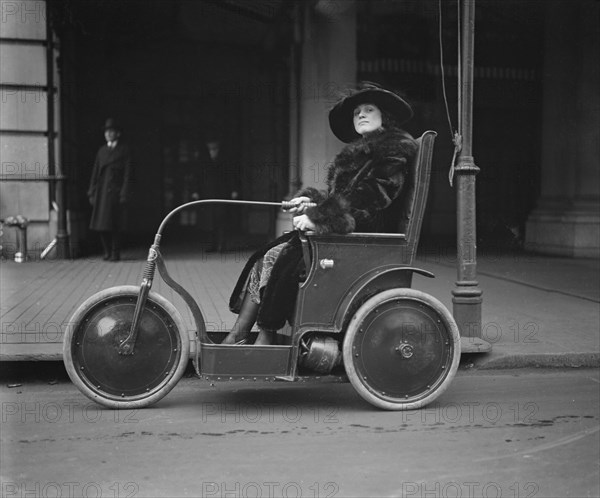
319, 258, 335, 269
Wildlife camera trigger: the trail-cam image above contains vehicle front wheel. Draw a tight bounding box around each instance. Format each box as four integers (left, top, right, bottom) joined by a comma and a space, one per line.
63, 285, 189, 409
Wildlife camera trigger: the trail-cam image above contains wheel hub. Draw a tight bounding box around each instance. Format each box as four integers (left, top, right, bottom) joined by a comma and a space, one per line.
395, 342, 415, 359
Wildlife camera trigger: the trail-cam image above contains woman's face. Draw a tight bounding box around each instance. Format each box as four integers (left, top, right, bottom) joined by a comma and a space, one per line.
353, 103, 383, 136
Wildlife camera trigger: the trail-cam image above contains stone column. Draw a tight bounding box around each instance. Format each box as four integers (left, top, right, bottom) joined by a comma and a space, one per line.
525, 1, 600, 257
0, 0, 60, 259
299, 1, 356, 191
276, 1, 356, 234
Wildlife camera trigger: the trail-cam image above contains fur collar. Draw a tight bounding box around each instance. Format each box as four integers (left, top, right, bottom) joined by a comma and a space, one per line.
332, 127, 414, 173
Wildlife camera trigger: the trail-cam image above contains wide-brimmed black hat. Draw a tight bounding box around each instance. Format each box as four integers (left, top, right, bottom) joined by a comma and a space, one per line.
103, 118, 121, 131
328, 82, 413, 143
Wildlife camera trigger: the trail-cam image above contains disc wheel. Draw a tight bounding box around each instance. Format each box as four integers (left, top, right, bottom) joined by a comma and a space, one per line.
63, 285, 189, 409
343, 289, 460, 410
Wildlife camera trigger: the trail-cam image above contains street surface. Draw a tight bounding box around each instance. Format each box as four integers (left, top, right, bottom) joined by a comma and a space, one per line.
1, 368, 599, 498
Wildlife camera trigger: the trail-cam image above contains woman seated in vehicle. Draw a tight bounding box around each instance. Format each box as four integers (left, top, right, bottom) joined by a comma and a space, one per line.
222, 82, 418, 346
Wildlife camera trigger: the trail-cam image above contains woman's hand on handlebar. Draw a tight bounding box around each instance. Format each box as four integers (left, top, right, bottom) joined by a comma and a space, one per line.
293, 214, 316, 232
286, 196, 312, 214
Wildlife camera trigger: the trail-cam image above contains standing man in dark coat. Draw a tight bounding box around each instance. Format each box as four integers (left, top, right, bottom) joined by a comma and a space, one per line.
87, 118, 133, 261
203, 137, 240, 252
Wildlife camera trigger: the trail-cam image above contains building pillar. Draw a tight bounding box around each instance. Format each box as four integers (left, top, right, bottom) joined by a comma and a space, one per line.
299, 1, 356, 191
277, 1, 356, 234
525, 1, 600, 257
0, 0, 64, 259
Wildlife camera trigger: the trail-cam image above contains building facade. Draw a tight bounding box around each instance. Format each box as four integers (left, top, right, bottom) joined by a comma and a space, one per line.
1, 0, 598, 259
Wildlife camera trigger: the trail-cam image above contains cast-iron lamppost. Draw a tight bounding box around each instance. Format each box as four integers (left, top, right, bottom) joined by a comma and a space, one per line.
452, 0, 491, 353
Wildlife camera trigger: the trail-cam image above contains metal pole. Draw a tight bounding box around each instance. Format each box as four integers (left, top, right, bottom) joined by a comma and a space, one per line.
452, 0, 490, 353
292, 3, 304, 192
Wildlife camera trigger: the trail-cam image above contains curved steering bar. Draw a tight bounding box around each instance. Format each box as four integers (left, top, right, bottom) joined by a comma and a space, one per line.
118, 199, 316, 356
156, 199, 316, 239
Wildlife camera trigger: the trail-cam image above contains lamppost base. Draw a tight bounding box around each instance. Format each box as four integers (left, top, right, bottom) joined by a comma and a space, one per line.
453, 282, 491, 353
460, 336, 492, 353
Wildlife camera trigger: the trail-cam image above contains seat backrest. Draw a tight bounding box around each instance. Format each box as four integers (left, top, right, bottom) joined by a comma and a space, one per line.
397, 130, 437, 253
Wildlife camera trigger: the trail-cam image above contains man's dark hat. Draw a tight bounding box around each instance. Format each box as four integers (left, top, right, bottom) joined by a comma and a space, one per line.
328, 82, 413, 143
103, 118, 121, 131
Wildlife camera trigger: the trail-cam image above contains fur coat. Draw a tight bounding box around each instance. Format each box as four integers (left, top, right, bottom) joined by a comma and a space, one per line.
230, 127, 418, 330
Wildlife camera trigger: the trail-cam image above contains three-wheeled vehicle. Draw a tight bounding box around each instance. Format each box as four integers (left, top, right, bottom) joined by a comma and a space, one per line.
63, 130, 461, 410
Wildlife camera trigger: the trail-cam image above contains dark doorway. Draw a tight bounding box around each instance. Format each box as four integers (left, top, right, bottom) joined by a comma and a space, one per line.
53, 0, 292, 254
355, 0, 544, 249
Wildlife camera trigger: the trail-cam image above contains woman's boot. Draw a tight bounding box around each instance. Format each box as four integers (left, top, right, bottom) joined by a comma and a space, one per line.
221, 292, 259, 344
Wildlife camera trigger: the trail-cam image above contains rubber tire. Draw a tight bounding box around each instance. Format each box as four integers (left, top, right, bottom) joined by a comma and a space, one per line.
63, 285, 189, 409
343, 288, 460, 410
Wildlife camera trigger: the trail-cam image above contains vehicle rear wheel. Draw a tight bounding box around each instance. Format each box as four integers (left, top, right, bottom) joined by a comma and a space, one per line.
343, 289, 460, 410
63, 285, 189, 409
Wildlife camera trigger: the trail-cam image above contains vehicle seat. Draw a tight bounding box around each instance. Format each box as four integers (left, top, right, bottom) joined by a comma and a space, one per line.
287, 131, 438, 337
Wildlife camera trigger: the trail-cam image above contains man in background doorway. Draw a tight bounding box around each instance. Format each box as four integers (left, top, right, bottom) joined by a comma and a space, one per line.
201, 136, 239, 252
87, 118, 133, 261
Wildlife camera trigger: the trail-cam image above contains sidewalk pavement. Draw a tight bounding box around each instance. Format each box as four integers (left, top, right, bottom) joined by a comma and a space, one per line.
1, 244, 598, 370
